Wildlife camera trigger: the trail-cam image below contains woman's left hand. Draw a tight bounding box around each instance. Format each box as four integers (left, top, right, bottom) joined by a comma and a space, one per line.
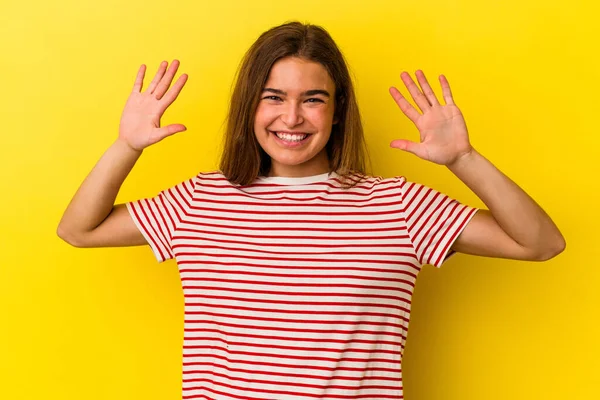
389, 70, 473, 166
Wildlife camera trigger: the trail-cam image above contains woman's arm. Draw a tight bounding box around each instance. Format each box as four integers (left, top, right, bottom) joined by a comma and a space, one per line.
447, 149, 564, 261
57, 60, 188, 247
389, 70, 565, 261
57, 139, 145, 247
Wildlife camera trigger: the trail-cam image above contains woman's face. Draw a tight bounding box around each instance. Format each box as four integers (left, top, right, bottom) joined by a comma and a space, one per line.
254, 57, 337, 177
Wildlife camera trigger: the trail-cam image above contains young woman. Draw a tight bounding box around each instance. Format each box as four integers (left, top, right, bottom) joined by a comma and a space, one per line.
58, 21, 565, 400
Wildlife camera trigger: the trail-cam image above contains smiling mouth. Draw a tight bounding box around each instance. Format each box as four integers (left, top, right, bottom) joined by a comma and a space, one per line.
271, 131, 310, 142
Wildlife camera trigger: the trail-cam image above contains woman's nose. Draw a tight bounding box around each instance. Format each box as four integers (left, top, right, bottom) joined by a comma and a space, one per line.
281, 102, 304, 127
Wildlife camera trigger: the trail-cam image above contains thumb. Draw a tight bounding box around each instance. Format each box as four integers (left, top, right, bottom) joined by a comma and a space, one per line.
155, 124, 187, 142
390, 139, 428, 159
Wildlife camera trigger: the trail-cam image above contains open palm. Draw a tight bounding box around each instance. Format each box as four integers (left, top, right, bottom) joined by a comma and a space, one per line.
389, 70, 473, 166
119, 60, 188, 151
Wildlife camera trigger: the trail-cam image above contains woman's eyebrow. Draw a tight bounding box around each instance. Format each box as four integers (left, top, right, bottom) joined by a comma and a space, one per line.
262, 88, 331, 97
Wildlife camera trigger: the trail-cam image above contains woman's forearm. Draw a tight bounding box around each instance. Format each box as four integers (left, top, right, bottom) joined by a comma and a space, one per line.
57, 139, 142, 238
447, 149, 565, 254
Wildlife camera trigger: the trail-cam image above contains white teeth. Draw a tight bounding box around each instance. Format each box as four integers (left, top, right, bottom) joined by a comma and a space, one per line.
275, 132, 308, 142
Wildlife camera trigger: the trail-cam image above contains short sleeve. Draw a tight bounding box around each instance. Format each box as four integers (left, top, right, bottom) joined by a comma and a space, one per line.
126, 176, 196, 263
399, 178, 478, 268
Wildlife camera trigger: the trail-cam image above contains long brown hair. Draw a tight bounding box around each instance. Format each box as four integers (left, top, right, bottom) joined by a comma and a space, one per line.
219, 21, 370, 186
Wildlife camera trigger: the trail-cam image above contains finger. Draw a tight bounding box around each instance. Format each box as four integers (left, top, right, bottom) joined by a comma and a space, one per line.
400, 71, 431, 113
132, 64, 146, 92
153, 59, 181, 100
389, 87, 421, 124
415, 70, 440, 106
439, 74, 455, 105
153, 124, 187, 143
146, 61, 168, 94
159, 73, 188, 112
390, 139, 429, 160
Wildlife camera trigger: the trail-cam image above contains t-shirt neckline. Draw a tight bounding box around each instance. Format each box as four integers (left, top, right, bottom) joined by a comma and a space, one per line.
257, 171, 337, 185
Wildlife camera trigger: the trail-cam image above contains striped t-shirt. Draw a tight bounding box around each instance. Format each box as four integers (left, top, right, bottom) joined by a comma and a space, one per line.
126, 170, 478, 400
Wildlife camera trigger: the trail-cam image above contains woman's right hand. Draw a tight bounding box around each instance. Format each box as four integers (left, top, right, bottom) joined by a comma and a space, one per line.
118, 60, 189, 152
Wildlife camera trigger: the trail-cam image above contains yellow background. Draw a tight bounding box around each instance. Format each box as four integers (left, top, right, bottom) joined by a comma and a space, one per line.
1, 0, 598, 399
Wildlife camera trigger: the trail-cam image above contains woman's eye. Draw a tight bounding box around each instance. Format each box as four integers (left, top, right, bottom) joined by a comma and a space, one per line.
262, 96, 323, 103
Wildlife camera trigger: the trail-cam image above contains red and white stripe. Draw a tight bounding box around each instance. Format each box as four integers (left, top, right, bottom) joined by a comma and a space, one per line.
127, 171, 477, 399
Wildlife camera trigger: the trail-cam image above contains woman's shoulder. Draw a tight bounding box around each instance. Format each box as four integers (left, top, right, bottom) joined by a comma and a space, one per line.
195, 170, 227, 180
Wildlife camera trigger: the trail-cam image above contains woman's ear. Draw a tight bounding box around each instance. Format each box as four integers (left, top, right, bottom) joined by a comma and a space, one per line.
332, 105, 340, 125
333, 94, 344, 125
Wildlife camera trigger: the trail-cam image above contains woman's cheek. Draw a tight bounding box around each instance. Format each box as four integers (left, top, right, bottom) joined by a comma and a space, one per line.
253, 106, 270, 130
309, 106, 334, 125
257, 106, 279, 125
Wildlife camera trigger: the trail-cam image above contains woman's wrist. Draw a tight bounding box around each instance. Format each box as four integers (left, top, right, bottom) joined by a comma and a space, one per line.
446, 147, 478, 173
114, 137, 143, 158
